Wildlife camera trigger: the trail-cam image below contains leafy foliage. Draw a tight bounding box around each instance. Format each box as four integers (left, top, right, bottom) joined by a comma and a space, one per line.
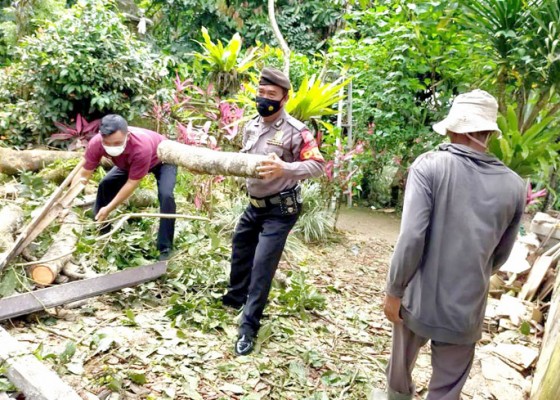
286, 74, 349, 122
328, 0, 482, 206
0, 0, 167, 145
461, 0, 560, 198
143, 0, 347, 56
195, 27, 262, 97
48, 114, 101, 150
488, 105, 560, 177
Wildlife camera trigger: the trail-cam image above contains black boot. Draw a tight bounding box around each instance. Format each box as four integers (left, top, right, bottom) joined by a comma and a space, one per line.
235, 333, 255, 356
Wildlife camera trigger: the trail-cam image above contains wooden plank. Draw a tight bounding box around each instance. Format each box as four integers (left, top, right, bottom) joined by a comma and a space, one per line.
0, 160, 85, 272
519, 255, 555, 301
0, 262, 167, 321
0, 326, 81, 400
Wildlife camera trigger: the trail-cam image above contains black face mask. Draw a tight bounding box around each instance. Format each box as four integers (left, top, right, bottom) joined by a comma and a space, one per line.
255, 96, 282, 117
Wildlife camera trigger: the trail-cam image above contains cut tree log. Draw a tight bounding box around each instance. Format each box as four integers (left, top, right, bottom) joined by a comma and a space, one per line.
28, 211, 83, 285
0, 204, 24, 256
0, 160, 85, 272
62, 262, 98, 280
531, 263, 560, 399
157, 140, 268, 178
0, 147, 81, 175
126, 188, 158, 208
0, 326, 82, 400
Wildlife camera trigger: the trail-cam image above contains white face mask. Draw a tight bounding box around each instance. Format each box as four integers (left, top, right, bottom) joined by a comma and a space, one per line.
103, 134, 128, 157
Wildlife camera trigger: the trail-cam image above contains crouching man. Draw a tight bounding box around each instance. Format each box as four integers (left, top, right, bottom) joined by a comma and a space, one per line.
72, 114, 177, 261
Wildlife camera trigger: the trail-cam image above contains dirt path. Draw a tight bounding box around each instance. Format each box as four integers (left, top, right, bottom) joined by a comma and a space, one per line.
336, 207, 401, 244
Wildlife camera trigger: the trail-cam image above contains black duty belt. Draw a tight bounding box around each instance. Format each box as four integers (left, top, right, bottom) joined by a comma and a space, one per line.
249, 186, 300, 209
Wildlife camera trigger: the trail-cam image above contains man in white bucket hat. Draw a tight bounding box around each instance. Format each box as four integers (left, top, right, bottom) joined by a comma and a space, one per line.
382, 89, 526, 399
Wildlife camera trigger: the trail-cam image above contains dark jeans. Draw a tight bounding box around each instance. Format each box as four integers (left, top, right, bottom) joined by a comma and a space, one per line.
224, 203, 300, 336
93, 164, 177, 252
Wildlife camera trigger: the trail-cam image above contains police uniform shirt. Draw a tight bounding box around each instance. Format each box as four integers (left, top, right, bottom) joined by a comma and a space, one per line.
241, 109, 325, 198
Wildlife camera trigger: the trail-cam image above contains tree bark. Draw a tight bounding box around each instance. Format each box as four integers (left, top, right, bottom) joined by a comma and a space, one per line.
0, 204, 24, 256
157, 140, 268, 178
28, 211, 83, 285
531, 262, 560, 399
0, 147, 81, 175
268, 0, 291, 75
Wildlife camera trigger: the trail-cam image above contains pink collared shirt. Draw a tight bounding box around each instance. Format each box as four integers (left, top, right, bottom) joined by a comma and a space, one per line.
84, 127, 166, 180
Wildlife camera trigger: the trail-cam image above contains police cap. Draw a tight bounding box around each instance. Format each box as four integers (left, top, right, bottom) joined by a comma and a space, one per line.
259, 67, 291, 91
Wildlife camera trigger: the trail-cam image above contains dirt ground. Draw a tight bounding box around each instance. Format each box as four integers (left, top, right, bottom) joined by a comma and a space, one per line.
1, 207, 533, 399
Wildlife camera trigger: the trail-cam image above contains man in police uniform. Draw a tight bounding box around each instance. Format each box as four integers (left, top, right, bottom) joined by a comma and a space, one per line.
222, 67, 325, 355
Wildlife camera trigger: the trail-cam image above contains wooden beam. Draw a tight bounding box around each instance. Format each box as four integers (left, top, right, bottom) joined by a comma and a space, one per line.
0, 262, 167, 321
0, 160, 85, 272
0, 326, 82, 400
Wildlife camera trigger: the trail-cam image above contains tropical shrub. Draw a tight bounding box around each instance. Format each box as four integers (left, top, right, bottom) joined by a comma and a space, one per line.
0, 0, 167, 145
285, 74, 349, 122
488, 105, 560, 177
195, 27, 262, 97
142, 0, 348, 56
327, 1, 481, 206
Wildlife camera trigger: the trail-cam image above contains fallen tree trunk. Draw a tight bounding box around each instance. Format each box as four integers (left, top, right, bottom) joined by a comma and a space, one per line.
126, 188, 158, 208
28, 211, 83, 285
38, 158, 113, 183
0, 147, 81, 175
0, 327, 82, 400
157, 140, 267, 178
0, 204, 24, 255
531, 265, 560, 399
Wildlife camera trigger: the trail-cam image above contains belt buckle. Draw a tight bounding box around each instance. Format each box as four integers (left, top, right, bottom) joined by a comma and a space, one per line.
250, 198, 261, 208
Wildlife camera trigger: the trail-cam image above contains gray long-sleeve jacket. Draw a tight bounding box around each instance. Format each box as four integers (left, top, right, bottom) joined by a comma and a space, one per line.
386, 144, 525, 344
241, 109, 325, 198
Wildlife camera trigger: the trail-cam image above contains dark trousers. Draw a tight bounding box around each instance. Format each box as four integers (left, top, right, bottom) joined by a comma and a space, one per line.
387, 323, 475, 400
93, 164, 177, 252
224, 203, 300, 336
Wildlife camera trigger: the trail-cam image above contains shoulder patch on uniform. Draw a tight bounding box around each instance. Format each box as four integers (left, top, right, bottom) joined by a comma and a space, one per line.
299, 129, 324, 162
285, 116, 306, 131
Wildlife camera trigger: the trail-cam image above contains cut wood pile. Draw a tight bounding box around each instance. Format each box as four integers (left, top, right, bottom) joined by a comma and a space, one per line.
481, 212, 560, 400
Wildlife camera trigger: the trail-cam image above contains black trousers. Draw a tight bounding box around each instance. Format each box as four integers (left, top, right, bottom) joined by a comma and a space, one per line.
224, 203, 300, 336
93, 164, 177, 252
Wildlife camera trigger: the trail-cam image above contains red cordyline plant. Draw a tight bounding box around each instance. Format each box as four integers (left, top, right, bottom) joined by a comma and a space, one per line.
177, 120, 219, 150
152, 73, 245, 149
325, 140, 365, 200
48, 114, 101, 150
527, 183, 547, 206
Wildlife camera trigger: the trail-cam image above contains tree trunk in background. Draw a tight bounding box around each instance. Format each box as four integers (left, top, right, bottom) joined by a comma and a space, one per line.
157, 140, 267, 178
0, 147, 81, 176
268, 0, 291, 76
